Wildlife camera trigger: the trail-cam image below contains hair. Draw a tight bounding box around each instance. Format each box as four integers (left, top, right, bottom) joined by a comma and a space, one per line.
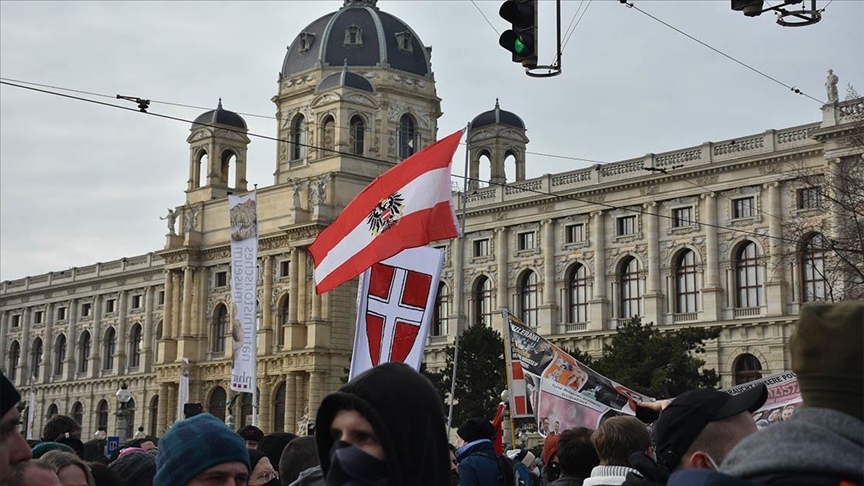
88, 462, 123, 486
679, 412, 756, 470
279, 436, 319, 486
8, 461, 58, 486
557, 427, 600, 478
42, 414, 82, 442
591, 416, 651, 466
39, 450, 96, 486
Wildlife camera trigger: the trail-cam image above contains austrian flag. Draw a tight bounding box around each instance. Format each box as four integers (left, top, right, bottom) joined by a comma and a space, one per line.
309, 129, 464, 294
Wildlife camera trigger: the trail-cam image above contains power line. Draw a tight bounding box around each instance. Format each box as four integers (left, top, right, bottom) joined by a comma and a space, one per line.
562, 0, 593, 53
471, 0, 500, 36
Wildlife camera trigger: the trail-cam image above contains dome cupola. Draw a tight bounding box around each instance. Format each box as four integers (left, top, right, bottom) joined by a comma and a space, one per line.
191, 99, 247, 130
471, 99, 525, 130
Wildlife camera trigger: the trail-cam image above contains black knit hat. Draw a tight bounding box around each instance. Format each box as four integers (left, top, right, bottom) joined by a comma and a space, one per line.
457, 418, 496, 443
1, 371, 20, 418
110, 451, 157, 486
237, 425, 264, 443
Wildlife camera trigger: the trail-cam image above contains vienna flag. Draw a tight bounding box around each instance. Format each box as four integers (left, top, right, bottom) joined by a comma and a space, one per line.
309, 129, 463, 294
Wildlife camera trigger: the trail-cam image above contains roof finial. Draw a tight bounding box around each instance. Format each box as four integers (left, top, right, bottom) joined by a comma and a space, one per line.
343, 0, 377, 8
218, 98, 223, 109
495, 98, 500, 110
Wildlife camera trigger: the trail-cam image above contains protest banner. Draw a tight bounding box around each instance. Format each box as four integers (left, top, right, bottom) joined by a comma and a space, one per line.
724, 371, 802, 428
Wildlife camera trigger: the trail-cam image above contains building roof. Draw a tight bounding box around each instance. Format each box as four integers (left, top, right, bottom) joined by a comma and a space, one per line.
471, 99, 525, 130
316, 66, 375, 93
191, 99, 247, 130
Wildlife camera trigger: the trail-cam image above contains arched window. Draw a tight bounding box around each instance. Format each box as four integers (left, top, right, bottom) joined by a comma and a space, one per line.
54, 334, 66, 376
240, 392, 253, 427
221, 150, 237, 188
432, 282, 450, 337
149, 396, 159, 437
208, 387, 227, 422
273, 382, 286, 433
735, 241, 762, 308
801, 233, 827, 302
97, 400, 109, 431
733, 353, 763, 385
350, 116, 365, 156
71, 402, 84, 427
124, 398, 136, 439
321, 116, 335, 154
129, 324, 142, 368
277, 295, 289, 347
103, 328, 116, 370
473, 276, 494, 327
153, 321, 162, 364
567, 264, 590, 324
8, 341, 20, 383
211, 305, 228, 353
675, 250, 699, 314
519, 271, 539, 328
78, 332, 91, 373
290, 114, 306, 161
619, 257, 642, 318
47, 403, 58, 420
398, 114, 416, 160
30, 337, 43, 379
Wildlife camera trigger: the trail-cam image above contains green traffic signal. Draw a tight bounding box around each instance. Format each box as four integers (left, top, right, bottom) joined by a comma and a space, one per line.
498, 0, 538, 68
514, 38, 528, 56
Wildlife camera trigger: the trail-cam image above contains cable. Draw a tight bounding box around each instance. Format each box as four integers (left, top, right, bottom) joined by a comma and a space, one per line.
471, 0, 500, 37
819, 0, 834, 12
619, 2, 825, 104
560, 0, 586, 53
562, 0, 593, 53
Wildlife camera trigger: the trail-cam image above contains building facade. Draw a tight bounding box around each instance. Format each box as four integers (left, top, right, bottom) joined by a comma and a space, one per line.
1, 0, 862, 442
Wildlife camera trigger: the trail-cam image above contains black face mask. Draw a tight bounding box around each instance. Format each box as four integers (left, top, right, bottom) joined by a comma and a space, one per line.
326, 440, 389, 486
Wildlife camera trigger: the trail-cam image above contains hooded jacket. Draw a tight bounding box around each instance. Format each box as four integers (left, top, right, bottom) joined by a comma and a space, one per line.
315, 362, 451, 485
455, 439, 502, 486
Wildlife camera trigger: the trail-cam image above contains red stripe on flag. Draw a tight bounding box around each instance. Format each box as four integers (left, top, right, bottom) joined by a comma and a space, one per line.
515, 395, 527, 415
511, 361, 524, 380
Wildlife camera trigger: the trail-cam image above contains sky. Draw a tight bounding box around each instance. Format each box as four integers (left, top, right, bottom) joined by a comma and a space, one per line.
1, 0, 861, 281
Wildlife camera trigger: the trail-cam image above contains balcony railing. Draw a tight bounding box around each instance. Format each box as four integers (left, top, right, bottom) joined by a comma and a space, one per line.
672, 312, 698, 323
565, 322, 587, 333
733, 307, 761, 318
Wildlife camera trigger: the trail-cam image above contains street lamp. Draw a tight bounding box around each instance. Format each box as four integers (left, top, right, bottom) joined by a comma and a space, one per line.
115, 382, 132, 443
94, 427, 107, 457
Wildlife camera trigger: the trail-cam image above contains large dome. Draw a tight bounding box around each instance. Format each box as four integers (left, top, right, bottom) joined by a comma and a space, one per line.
281, 0, 432, 79
192, 100, 247, 130
471, 99, 525, 130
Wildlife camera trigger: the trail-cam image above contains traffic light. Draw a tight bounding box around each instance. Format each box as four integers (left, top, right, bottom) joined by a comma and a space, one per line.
731, 0, 765, 16
499, 0, 538, 68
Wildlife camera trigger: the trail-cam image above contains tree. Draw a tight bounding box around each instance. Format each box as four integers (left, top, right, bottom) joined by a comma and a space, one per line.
425, 323, 507, 427
589, 317, 720, 398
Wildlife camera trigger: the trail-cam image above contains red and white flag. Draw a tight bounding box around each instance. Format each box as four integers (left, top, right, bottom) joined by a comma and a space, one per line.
309, 129, 463, 294
349, 246, 444, 379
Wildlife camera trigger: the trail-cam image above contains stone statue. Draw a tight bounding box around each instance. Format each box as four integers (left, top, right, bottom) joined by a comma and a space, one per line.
826, 69, 839, 103
160, 208, 178, 235
289, 178, 303, 209
184, 205, 199, 233
316, 175, 328, 204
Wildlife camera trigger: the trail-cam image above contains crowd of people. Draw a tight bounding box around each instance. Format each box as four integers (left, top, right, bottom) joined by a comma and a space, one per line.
1, 301, 861, 486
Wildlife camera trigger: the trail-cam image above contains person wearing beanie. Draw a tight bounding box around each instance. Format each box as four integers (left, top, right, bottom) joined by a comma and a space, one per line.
238, 425, 265, 449
719, 301, 864, 485
257, 432, 297, 474
542, 435, 561, 482
248, 448, 280, 486
454, 417, 501, 486
88, 462, 123, 486
315, 362, 450, 486
41, 415, 82, 443
40, 449, 96, 486
1, 371, 32, 484
155, 413, 251, 486
32, 441, 76, 459
109, 449, 157, 486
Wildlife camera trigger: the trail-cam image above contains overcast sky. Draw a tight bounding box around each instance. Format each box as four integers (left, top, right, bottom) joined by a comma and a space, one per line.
1, 0, 861, 281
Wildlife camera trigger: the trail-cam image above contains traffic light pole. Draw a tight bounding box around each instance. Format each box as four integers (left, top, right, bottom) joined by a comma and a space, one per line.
525, 0, 562, 78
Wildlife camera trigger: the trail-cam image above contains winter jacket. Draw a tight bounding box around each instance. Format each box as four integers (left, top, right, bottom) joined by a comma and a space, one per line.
457, 440, 503, 486
289, 465, 324, 486
547, 474, 587, 486
583, 465, 640, 486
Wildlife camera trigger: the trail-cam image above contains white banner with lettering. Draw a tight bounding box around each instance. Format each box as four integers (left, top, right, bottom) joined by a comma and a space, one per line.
229, 193, 258, 393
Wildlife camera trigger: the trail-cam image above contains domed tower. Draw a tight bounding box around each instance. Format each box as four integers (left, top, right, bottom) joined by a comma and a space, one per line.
274, 0, 441, 185
467, 99, 528, 191
186, 100, 251, 203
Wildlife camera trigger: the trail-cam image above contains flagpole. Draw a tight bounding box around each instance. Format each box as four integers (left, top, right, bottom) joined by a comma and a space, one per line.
447, 123, 471, 432
252, 187, 259, 428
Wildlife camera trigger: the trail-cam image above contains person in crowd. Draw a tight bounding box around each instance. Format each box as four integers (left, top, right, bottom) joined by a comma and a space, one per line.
56, 437, 85, 459
542, 434, 560, 482
86, 463, 122, 486
109, 450, 156, 486
248, 449, 280, 486
6, 460, 62, 486
454, 418, 500, 486
41, 416, 82, 443
548, 427, 599, 486
314, 362, 450, 485
288, 465, 323, 486
32, 443, 75, 459
126, 436, 157, 452
779, 404, 796, 422
448, 444, 460, 486
1, 372, 32, 486
154, 413, 250, 486
279, 436, 319, 486
238, 425, 265, 449
719, 301, 864, 485
258, 432, 297, 478
40, 450, 96, 486
584, 416, 651, 486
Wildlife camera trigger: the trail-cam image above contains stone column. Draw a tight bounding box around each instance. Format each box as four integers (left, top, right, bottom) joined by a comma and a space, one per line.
286, 248, 300, 350
307, 371, 325, 426
643, 203, 663, 325
162, 272, 175, 339
589, 212, 608, 330
0, 312, 6, 376
452, 236, 466, 334
171, 273, 181, 339
89, 296, 101, 379
284, 373, 297, 434
117, 291, 128, 371
142, 288, 153, 372
764, 182, 786, 315
262, 256, 274, 350
540, 219, 557, 335
41, 303, 54, 383
293, 373, 305, 433
307, 250, 328, 348
496, 227, 508, 333
258, 382, 272, 433
701, 193, 722, 321
181, 267, 194, 337
65, 300, 77, 381
20, 308, 33, 382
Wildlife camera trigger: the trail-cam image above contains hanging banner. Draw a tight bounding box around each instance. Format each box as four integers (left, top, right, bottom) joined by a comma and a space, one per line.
229, 193, 258, 392
177, 357, 190, 422
349, 246, 444, 380
724, 371, 802, 429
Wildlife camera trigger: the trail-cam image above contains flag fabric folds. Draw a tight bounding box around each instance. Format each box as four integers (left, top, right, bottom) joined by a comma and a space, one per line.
309, 129, 463, 294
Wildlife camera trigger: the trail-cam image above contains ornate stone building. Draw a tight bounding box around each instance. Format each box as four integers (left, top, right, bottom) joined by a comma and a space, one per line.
1, 0, 861, 442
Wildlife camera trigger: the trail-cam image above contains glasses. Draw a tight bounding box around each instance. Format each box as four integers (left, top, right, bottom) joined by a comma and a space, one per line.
250, 470, 279, 485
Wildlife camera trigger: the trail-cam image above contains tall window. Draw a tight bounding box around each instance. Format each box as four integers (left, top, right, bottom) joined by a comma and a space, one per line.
733, 354, 763, 385
290, 115, 306, 160
212, 305, 228, 353
54, 335, 66, 376
46, 404, 58, 420
30, 338, 43, 379
321, 116, 335, 153
565, 224, 585, 244
473, 276, 494, 327
797, 187, 821, 210
617, 216, 637, 236
125, 398, 136, 439
519, 271, 539, 328
277, 296, 289, 347
8, 341, 20, 383
733, 197, 755, 219
103, 328, 116, 370
568, 264, 589, 324
71, 402, 84, 427
801, 233, 827, 302
675, 250, 699, 313
619, 257, 642, 318
209, 387, 227, 422
350, 116, 365, 156
735, 241, 762, 308
97, 400, 109, 431
78, 332, 91, 373
274, 382, 287, 432
673, 207, 693, 227
153, 321, 162, 364
398, 114, 416, 160
150, 396, 159, 437
129, 324, 142, 368
432, 283, 450, 337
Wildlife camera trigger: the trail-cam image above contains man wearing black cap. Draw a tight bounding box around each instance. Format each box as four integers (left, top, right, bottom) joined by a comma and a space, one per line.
1, 371, 33, 485
237, 425, 265, 449
455, 418, 503, 486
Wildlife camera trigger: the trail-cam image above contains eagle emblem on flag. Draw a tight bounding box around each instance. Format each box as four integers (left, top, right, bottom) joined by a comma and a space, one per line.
367, 192, 405, 236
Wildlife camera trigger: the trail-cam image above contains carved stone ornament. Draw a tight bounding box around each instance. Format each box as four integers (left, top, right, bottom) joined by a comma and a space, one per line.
696, 175, 720, 186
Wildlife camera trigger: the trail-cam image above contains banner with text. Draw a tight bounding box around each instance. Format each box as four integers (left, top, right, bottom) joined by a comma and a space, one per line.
229, 193, 258, 392
724, 371, 801, 429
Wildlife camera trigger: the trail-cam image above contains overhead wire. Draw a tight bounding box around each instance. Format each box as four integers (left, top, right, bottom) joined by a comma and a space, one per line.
561, 0, 593, 52
470, 0, 500, 36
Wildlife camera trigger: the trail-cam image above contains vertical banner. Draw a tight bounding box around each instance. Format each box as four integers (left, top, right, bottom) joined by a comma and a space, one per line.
229, 193, 258, 393
349, 246, 444, 379
177, 357, 189, 422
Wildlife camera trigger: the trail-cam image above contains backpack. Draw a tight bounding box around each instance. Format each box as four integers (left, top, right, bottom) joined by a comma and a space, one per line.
469, 450, 530, 486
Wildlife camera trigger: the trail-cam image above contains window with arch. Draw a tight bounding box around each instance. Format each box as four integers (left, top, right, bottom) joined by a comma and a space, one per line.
209, 386, 227, 422
129, 324, 142, 368
211, 304, 228, 353
277, 295, 289, 347
350, 116, 365, 156
54, 335, 66, 376
240, 392, 254, 427
675, 250, 699, 314
619, 257, 642, 318
71, 402, 84, 427
124, 398, 136, 438
273, 382, 286, 432
321, 115, 335, 154
97, 400, 109, 431
801, 233, 827, 302
519, 271, 539, 328
432, 282, 450, 337
220, 150, 237, 188
567, 264, 590, 324
103, 328, 116, 370
735, 241, 762, 308
473, 276, 494, 327
149, 396, 159, 438
290, 114, 306, 161
30, 337, 43, 379
153, 321, 162, 364
46, 403, 58, 420
196, 150, 208, 189
8, 340, 20, 383
733, 353, 763, 385
398, 114, 416, 160
78, 331, 91, 373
